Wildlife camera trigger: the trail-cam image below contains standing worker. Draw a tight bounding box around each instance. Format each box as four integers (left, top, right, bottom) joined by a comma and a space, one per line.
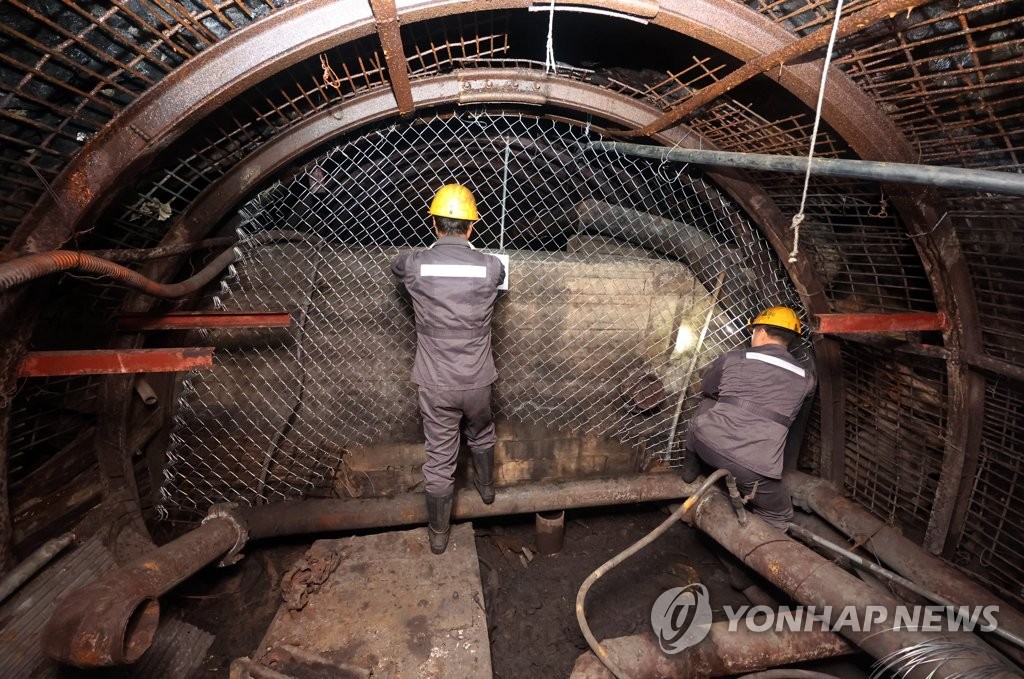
391, 184, 506, 554
683, 306, 816, 530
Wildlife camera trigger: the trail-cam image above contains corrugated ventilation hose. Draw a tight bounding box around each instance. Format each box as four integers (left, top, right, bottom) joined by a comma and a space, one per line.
0, 247, 239, 298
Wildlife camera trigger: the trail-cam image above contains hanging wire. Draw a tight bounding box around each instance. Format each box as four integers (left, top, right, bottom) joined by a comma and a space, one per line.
788, 0, 846, 264
544, 0, 558, 74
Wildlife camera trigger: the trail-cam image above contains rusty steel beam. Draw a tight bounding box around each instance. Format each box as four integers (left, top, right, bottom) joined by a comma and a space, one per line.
42, 473, 698, 667
369, 0, 414, 115
787, 470, 1024, 666
570, 625, 853, 679
4, 0, 376, 254
689, 489, 1014, 678
16, 348, 214, 377
814, 312, 949, 335
645, 1, 984, 528
116, 311, 292, 331
166, 70, 832, 312
629, 0, 933, 137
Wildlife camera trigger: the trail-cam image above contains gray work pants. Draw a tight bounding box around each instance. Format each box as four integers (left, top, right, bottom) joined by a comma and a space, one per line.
691, 439, 794, 531
418, 385, 496, 495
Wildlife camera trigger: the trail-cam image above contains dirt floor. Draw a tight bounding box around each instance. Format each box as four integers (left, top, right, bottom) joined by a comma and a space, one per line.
165, 503, 872, 678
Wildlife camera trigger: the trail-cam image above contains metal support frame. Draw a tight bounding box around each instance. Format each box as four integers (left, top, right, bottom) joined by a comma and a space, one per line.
814, 312, 949, 335
369, 0, 414, 115
17, 348, 214, 377
0, 0, 982, 562
629, 0, 934, 137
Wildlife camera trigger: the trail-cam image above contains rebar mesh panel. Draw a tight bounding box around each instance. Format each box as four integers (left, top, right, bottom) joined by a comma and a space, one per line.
841, 341, 947, 536
832, 0, 1024, 171
955, 376, 1024, 607
7, 375, 98, 492
158, 113, 803, 515
951, 196, 1024, 366
752, 173, 936, 313
0, 0, 286, 246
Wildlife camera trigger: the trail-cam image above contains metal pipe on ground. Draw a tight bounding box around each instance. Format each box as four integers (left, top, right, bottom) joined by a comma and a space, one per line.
0, 532, 74, 604
786, 470, 1024, 666
588, 143, 1024, 198
41, 517, 239, 666
43, 473, 698, 667
569, 624, 854, 678
788, 523, 1024, 652
689, 490, 1016, 678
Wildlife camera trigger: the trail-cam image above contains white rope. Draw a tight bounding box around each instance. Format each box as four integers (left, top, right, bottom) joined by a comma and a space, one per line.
544, 0, 557, 74
788, 0, 845, 264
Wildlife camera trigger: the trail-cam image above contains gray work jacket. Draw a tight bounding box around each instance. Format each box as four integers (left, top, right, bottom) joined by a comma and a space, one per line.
391, 236, 505, 390
689, 343, 816, 479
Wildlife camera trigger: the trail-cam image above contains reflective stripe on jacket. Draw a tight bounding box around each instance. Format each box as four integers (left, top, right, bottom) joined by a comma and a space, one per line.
689, 343, 816, 479
391, 236, 505, 390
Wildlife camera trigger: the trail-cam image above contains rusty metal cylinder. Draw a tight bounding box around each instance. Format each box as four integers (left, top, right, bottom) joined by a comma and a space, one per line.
535, 510, 565, 555
570, 623, 853, 678
786, 470, 1024, 666
245, 473, 696, 540
690, 490, 1012, 678
42, 517, 240, 666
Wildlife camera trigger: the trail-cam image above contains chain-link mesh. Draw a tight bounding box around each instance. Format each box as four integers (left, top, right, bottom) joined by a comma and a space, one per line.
157, 113, 803, 517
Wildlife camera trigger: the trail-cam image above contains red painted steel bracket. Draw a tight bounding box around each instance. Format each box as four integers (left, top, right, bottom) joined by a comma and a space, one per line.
17, 347, 215, 377
813, 312, 949, 334
117, 311, 292, 331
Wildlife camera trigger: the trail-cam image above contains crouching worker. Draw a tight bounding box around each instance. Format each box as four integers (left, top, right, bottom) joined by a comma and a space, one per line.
391, 183, 505, 554
683, 306, 816, 531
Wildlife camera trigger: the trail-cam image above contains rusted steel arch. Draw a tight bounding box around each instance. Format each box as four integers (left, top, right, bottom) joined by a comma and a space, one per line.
653, 0, 982, 546
167, 70, 826, 308
5, 0, 937, 256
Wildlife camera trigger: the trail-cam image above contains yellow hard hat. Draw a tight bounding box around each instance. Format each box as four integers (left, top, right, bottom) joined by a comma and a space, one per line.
750, 306, 802, 334
429, 184, 479, 221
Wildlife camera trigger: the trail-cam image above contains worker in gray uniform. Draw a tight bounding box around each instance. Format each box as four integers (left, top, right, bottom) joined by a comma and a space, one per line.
684, 306, 816, 530
391, 183, 505, 554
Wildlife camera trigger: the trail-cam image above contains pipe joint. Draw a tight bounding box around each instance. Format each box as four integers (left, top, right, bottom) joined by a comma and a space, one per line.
203, 502, 249, 566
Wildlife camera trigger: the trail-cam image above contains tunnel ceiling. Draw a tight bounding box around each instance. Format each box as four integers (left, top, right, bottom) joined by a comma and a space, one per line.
1, 0, 1023, 607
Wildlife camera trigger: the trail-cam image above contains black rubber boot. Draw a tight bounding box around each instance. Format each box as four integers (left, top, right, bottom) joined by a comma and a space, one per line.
679, 448, 702, 484
471, 446, 495, 504
426, 491, 454, 554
